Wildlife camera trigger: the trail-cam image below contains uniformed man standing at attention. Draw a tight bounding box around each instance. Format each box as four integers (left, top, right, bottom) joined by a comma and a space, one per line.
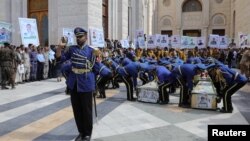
57, 27, 102, 141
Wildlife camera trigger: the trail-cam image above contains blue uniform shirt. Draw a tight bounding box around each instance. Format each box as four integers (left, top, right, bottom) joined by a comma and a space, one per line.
218, 65, 248, 86
61, 45, 102, 93
94, 62, 112, 77
172, 64, 201, 90
155, 66, 173, 84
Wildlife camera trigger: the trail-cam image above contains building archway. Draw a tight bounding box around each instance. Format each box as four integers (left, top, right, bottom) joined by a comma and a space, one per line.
182, 0, 202, 12
28, 0, 48, 46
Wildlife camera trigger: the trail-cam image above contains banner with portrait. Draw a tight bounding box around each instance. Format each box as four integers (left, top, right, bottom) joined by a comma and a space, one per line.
135, 29, 144, 39
239, 33, 248, 48
120, 39, 130, 48
154, 34, 161, 47
0, 21, 11, 45
63, 28, 75, 46
219, 36, 228, 48
181, 36, 189, 48
147, 35, 156, 49
89, 27, 105, 47
197, 37, 206, 48
171, 35, 181, 48
160, 35, 168, 48
19, 18, 40, 46
138, 37, 145, 48
208, 34, 219, 48
189, 37, 197, 48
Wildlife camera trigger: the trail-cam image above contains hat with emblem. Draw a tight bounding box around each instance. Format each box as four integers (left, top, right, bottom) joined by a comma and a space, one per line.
74, 27, 87, 37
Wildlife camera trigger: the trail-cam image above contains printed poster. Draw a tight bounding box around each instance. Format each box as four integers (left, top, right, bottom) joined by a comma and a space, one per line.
135, 29, 144, 39
147, 35, 156, 49
197, 37, 206, 48
208, 34, 219, 48
89, 27, 105, 47
19, 18, 40, 46
181, 36, 189, 48
154, 34, 161, 47
219, 36, 228, 48
0, 21, 11, 45
63, 28, 75, 46
138, 37, 145, 48
239, 33, 248, 48
160, 35, 168, 48
189, 37, 197, 48
171, 35, 181, 48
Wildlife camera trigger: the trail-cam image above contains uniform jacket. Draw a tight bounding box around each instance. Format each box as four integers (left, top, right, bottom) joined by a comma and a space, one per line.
61, 44, 102, 93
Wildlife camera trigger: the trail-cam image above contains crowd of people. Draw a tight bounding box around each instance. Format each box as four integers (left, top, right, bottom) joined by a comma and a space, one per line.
0, 43, 68, 89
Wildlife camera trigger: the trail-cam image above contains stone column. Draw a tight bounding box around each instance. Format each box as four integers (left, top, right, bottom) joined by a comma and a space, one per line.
48, 0, 102, 45
11, 0, 27, 46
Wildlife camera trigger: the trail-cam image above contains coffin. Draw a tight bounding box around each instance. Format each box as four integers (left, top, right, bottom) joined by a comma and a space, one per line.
137, 81, 159, 103
191, 80, 217, 110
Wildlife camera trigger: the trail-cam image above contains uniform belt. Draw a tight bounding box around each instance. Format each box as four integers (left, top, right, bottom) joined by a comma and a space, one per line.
72, 67, 91, 74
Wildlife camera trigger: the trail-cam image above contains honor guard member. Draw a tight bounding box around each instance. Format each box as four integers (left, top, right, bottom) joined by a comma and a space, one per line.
96, 62, 112, 98
207, 64, 248, 113
154, 61, 174, 104
57, 27, 102, 141
138, 62, 150, 85
109, 59, 139, 101
172, 64, 206, 108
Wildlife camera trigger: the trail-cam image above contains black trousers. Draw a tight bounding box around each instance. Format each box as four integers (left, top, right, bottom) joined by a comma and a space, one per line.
121, 76, 134, 101
139, 71, 148, 85
97, 76, 110, 98
112, 73, 120, 88
71, 85, 93, 137
177, 78, 189, 106
158, 82, 170, 102
222, 82, 247, 112
37, 62, 44, 80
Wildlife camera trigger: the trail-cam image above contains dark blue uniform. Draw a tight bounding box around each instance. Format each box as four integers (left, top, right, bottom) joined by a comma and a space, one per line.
172, 64, 206, 107
155, 66, 174, 104
60, 27, 103, 141
95, 62, 112, 98
211, 65, 248, 113
110, 59, 140, 101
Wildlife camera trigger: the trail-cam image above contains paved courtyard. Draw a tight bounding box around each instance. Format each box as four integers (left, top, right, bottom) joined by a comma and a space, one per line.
0, 78, 249, 141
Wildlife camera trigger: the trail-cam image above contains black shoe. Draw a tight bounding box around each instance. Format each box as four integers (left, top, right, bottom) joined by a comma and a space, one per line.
129, 98, 137, 101
220, 108, 233, 113
159, 100, 169, 105
181, 104, 191, 108
82, 136, 91, 141
74, 134, 82, 141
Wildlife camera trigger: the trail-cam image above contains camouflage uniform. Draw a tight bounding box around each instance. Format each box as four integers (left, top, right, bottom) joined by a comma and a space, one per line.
0, 47, 16, 89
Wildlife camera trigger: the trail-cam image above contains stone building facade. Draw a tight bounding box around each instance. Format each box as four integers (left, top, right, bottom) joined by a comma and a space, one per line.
0, 0, 249, 46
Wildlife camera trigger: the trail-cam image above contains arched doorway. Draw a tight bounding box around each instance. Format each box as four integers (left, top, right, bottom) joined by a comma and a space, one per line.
28, 0, 48, 46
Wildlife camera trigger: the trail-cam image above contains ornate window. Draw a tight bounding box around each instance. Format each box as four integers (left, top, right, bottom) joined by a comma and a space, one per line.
212, 14, 226, 25
182, 0, 202, 12
162, 18, 171, 26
